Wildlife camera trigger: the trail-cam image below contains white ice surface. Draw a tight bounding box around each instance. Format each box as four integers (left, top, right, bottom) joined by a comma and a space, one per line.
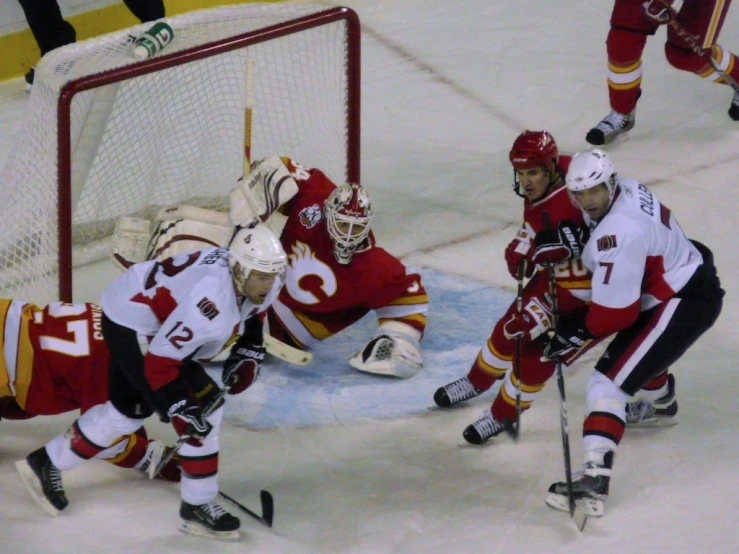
1, 1, 737, 552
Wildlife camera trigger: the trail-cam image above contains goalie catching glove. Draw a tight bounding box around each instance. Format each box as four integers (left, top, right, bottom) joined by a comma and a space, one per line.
349, 322, 423, 379
532, 221, 589, 265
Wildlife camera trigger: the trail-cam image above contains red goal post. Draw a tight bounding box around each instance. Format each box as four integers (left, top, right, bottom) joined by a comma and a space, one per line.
0, 4, 360, 303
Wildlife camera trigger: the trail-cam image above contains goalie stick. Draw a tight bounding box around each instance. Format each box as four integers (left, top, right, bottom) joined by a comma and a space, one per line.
264, 334, 313, 366
219, 489, 274, 528
542, 213, 587, 532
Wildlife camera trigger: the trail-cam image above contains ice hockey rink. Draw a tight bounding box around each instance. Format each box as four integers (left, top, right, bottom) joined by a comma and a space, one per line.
1, 0, 737, 552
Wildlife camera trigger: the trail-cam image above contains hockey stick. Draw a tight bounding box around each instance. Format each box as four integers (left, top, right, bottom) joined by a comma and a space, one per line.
504, 260, 526, 441
264, 334, 313, 366
148, 385, 230, 480
542, 214, 587, 532
643, 0, 739, 91
218, 489, 274, 528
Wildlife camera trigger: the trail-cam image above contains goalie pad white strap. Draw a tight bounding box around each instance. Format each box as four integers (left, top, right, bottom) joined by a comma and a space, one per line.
111, 217, 152, 270
229, 155, 299, 227
348, 322, 423, 379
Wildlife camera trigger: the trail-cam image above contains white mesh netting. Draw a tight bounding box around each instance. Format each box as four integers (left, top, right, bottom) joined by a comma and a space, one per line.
0, 3, 358, 302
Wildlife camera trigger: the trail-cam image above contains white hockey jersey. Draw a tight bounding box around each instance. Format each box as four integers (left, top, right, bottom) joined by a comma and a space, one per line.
582, 179, 703, 337
101, 248, 282, 389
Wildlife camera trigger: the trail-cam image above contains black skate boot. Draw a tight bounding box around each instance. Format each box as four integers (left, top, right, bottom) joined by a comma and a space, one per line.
626, 373, 678, 427
24, 67, 35, 93
179, 500, 241, 540
585, 110, 636, 146
434, 376, 483, 408
462, 411, 507, 445
546, 451, 614, 518
15, 447, 69, 516
729, 90, 739, 121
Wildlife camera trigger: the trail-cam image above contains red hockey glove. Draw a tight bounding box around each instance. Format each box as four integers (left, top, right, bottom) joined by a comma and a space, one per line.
532, 222, 588, 266
504, 229, 535, 279
503, 297, 554, 342
222, 343, 265, 395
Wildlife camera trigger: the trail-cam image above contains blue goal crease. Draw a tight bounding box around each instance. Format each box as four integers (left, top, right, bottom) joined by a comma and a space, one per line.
223, 268, 514, 429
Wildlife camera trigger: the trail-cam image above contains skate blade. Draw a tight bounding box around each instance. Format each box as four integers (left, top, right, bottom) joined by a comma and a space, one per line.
626, 416, 678, 428
179, 521, 240, 541
545, 492, 604, 518
14, 460, 62, 517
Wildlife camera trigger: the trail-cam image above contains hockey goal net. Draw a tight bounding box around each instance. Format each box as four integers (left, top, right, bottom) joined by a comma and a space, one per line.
0, 3, 360, 303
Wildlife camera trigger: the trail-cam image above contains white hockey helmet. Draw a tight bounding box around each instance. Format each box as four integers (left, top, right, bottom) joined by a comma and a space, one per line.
228, 226, 287, 284
566, 148, 618, 199
325, 183, 374, 265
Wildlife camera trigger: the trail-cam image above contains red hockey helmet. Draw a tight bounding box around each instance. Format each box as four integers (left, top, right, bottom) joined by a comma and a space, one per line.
509, 130, 559, 172
509, 130, 559, 198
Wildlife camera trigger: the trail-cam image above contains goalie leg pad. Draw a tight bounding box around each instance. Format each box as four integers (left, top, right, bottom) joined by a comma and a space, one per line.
111, 216, 152, 270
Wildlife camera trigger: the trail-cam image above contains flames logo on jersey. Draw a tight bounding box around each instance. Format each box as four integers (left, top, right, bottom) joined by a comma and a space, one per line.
298, 204, 323, 229
597, 235, 618, 252
285, 241, 337, 305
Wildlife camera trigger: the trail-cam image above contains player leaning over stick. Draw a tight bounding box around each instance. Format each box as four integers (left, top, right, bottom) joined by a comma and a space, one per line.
534, 149, 723, 517
16, 226, 287, 540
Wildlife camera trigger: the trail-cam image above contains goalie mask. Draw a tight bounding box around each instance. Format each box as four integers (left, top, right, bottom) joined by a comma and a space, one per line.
228, 226, 287, 297
325, 183, 374, 265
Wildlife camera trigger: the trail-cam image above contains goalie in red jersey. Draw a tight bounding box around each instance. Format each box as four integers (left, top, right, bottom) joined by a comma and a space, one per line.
0, 300, 180, 481
433, 131, 594, 444
116, 156, 429, 379
229, 156, 429, 379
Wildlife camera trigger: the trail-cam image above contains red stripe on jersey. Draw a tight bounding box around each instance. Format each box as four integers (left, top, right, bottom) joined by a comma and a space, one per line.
605, 301, 669, 381
583, 411, 625, 445
643, 255, 677, 302
130, 287, 178, 324
144, 353, 183, 391
180, 452, 219, 479
586, 300, 640, 337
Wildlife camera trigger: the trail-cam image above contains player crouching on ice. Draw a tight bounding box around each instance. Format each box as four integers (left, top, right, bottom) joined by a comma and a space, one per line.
534, 149, 723, 517
17, 226, 287, 540
114, 156, 428, 379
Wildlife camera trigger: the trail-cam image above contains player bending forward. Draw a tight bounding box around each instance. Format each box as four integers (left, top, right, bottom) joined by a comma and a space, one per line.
126, 156, 429, 379
2, 301, 180, 491
535, 149, 723, 517
433, 131, 592, 444
16, 226, 287, 540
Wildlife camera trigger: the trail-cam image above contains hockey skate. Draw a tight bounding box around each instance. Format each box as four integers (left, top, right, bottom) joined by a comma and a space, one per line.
434, 376, 483, 408
15, 447, 69, 516
179, 500, 241, 540
626, 374, 678, 427
462, 411, 507, 445
729, 90, 739, 121
585, 110, 635, 146
546, 452, 614, 518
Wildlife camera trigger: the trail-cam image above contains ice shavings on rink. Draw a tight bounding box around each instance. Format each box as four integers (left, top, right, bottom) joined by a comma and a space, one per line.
223, 268, 513, 429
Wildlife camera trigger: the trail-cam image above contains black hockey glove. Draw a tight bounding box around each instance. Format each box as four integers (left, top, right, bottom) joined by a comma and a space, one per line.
543, 317, 594, 360
168, 398, 213, 447
533, 222, 589, 266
